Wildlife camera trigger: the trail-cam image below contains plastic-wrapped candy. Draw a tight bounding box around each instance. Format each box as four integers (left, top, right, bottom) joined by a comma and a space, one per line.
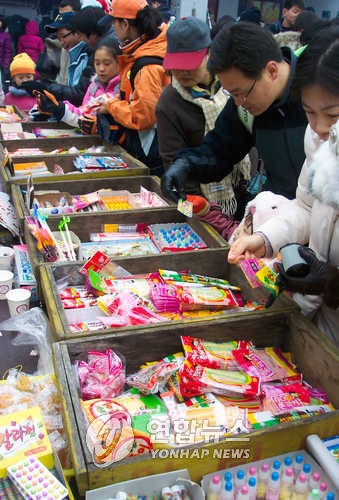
76, 349, 126, 400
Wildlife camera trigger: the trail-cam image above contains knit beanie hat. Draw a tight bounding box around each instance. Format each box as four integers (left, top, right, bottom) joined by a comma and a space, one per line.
10, 53, 36, 77
186, 195, 210, 216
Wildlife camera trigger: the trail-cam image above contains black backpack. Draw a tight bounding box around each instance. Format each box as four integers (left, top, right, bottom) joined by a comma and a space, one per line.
119, 55, 164, 100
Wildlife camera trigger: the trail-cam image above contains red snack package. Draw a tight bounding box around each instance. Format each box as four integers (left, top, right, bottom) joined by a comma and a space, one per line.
181, 336, 254, 370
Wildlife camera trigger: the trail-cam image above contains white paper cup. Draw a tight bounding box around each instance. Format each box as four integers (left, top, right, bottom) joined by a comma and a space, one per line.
6, 288, 31, 317
0, 270, 13, 300
0, 247, 14, 271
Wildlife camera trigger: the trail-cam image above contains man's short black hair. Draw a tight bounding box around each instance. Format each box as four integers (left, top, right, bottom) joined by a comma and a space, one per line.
71, 6, 105, 36
284, 0, 305, 10
59, 0, 81, 11
208, 22, 283, 78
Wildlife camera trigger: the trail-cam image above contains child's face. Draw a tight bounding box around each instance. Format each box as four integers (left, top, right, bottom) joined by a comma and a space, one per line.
13, 74, 34, 87
94, 48, 119, 85
302, 84, 339, 141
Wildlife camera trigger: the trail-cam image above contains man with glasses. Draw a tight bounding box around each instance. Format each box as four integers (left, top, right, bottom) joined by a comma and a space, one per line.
161, 22, 308, 203
23, 12, 94, 106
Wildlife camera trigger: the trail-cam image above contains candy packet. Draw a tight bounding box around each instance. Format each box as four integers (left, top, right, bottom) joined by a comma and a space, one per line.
76, 349, 125, 400
179, 359, 261, 398
232, 347, 297, 382
159, 270, 241, 291
59, 286, 90, 299
254, 256, 281, 297
127, 354, 184, 395
181, 336, 254, 370
262, 381, 310, 415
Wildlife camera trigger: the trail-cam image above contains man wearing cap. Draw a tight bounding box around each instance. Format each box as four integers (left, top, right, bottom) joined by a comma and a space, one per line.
156, 17, 251, 238
22, 12, 94, 106
161, 21, 308, 204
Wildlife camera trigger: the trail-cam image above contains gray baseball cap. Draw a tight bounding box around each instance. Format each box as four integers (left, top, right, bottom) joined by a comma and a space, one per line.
163, 17, 211, 70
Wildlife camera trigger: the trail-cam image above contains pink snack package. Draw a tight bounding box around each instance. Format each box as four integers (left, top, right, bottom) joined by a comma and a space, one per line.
232, 347, 297, 383
262, 381, 310, 415
76, 349, 125, 400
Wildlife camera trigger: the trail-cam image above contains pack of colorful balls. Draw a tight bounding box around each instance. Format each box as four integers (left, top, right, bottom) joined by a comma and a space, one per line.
7, 456, 68, 500
59, 253, 265, 333
147, 223, 207, 252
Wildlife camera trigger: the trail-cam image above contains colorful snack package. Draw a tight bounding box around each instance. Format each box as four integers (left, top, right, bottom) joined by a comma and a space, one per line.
181, 336, 254, 370
248, 404, 334, 429
59, 286, 89, 299
159, 269, 241, 291
262, 381, 309, 415
62, 297, 97, 309
76, 349, 125, 400
127, 354, 184, 394
179, 359, 261, 398
216, 393, 262, 413
254, 256, 281, 297
232, 347, 297, 382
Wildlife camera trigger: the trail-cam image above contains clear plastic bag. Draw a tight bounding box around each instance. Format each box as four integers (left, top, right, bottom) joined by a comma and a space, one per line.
0, 307, 54, 375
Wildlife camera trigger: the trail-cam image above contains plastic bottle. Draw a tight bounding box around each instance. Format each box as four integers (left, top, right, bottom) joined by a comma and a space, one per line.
257, 464, 270, 499
224, 472, 233, 488
319, 483, 328, 500
266, 471, 280, 500
237, 485, 249, 500
291, 473, 308, 500
162, 488, 173, 500
279, 467, 294, 500
307, 490, 320, 500
207, 475, 222, 500
235, 471, 246, 496
303, 464, 312, 483
282, 457, 293, 474
294, 455, 304, 481
272, 461, 281, 474
248, 477, 257, 500
220, 481, 234, 500
326, 494, 335, 500
247, 466, 257, 480
309, 473, 321, 491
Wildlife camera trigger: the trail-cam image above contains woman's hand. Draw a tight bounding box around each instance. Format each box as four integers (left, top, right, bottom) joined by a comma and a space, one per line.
228, 234, 266, 264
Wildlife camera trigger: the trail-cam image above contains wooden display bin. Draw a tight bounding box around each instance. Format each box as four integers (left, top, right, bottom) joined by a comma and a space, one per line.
41, 252, 298, 342
0, 143, 148, 187
52, 312, 339, 495
13, 175, 173, 226
25, 207, 226, 281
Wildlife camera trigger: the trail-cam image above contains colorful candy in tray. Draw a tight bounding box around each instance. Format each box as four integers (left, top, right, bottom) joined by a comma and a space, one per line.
148, 223, 207, 251
73, 155, 128, 172
0, 106, 22, 123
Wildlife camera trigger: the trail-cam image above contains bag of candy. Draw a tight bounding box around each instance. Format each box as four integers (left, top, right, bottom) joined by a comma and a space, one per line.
181, 336, 254, 370
76, 349, 125, 400
179, 359, 261, 398
232, 347, 297, 383
262, 381, 310, 415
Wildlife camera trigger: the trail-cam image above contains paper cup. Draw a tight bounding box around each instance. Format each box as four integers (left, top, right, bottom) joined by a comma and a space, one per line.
0, 270, 13, 300
0, 247, 14, 271
6, 288, 31, 317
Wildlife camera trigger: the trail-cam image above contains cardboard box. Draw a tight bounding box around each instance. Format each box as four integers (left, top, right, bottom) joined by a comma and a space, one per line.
0, 407, 53, 477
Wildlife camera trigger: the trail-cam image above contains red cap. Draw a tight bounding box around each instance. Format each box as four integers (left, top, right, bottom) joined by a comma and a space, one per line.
163, 47, 207, 71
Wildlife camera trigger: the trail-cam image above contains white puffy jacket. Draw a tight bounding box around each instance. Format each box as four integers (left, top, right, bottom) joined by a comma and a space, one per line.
258, 123, 339, 345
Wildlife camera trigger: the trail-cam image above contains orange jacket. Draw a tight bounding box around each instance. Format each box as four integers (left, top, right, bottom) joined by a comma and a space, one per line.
106, 25, 170, 130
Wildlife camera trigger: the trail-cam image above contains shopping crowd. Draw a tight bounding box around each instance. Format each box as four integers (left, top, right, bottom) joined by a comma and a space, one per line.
0, 0, 338, 343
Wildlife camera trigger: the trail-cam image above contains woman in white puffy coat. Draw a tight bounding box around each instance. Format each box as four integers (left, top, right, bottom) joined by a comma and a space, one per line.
228, 26, 339, 345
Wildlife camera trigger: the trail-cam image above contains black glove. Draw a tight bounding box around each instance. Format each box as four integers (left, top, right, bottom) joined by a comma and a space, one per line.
37, 90, 65, 121
20, 80, 48, 96
276, 246, 329, 296
161, 157, 191, 203
78, 114, 97, 135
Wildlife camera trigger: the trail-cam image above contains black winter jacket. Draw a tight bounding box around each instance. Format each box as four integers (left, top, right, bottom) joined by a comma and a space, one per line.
176, 48, 308, 200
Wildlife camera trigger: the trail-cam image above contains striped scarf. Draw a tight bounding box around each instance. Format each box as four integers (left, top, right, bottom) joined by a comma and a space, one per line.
172, 76, 251, 215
